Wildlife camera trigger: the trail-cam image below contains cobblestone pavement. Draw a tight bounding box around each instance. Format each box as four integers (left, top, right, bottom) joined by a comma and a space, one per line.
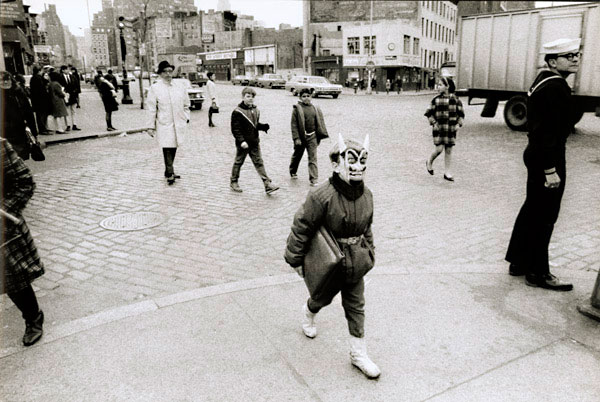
2, 83, 599, 346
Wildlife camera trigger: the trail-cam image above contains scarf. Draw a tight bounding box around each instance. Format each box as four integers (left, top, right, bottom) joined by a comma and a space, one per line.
330, 173, 364, 201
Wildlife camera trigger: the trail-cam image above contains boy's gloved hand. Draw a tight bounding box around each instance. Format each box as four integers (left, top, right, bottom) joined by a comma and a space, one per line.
258, 122, 270, 133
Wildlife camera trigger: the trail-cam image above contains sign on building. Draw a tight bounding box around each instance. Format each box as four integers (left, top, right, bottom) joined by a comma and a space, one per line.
34, 45, 52, 53
202, 33, 214, 43
0, 0, 25, 25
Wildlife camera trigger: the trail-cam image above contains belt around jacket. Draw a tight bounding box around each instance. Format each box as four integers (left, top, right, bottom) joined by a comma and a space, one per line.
336, 235, 363, 245
305, 131, 315, 137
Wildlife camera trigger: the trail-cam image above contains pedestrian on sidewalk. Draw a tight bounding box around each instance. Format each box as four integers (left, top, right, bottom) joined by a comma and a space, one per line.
385, 79, 391, 95
1, 138, 46, 346
370, 77, 378, 94
206, 72, 218, 128
59, 65, 80, 131
94, 69, 103, 89
0, 71, 38, 159
97, 76, 119, 131
104, 69, 118, 94
396, 77, 403, 94
285, 134, 380, 379
289, 88, 329, 186
48, 72, 69, 134
146, 60, 190, 185
505, 38, 582, 291
424, 77, 464, 181
229, 87, 279, 194
29, 65, 51, 135
70, 66, 82, 109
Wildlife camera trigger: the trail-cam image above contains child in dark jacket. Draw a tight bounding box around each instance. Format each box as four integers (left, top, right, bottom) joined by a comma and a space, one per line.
229, 87, 279, 194
284, 134, 380, 379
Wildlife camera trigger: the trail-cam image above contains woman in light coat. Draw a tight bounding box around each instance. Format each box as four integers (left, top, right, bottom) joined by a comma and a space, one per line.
146, 61, 191, 185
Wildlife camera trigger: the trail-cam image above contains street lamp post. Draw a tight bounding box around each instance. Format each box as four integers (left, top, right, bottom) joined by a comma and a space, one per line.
118, 17, 133, 104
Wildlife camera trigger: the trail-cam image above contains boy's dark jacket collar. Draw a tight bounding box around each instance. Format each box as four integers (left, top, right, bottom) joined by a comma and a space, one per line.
238, 101, 256, 109
330, 173, 364, 201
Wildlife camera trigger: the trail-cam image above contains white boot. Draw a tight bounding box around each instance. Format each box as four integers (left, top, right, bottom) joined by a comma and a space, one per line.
302, 302, 317, 338
349, 335, 381, 379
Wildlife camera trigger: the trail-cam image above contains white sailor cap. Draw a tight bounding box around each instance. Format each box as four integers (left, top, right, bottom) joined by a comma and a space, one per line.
541, 38, 581, 54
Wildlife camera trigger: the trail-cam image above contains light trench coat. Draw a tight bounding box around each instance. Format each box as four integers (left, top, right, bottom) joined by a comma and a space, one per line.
146, 79, 191, 148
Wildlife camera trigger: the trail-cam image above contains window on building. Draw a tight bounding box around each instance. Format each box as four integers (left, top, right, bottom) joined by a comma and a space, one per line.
363, 35, 376, 55
413, 38, 419, 55
322, 49, 330, 56
347, 36, 359, 54
403, 35, 410, 54
337, 25, 341, 31
421, 18, 424, 36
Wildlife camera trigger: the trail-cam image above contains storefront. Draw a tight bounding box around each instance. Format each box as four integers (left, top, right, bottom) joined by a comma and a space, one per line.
244, 45, 276, 77
311, 55, 344, 85
197, 49, 244, 81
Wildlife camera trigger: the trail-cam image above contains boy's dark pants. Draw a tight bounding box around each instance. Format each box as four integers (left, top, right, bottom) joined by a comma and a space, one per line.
162, 147, 177, 177
289, 134, 318, 182
307, 270, 365, 338
231, 144, 270, 184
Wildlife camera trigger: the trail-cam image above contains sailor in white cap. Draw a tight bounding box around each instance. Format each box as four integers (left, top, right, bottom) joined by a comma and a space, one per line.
506, 38, 581, 291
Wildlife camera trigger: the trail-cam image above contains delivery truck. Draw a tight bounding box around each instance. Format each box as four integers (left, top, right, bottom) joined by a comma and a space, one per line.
158, 53, 198, 79
456, 2, 600, 131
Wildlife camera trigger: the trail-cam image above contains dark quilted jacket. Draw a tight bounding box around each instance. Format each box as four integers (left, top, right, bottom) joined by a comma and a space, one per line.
284, 178, 375, 283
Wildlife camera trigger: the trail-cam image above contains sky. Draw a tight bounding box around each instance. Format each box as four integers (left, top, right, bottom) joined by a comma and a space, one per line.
24, 0, 304, 36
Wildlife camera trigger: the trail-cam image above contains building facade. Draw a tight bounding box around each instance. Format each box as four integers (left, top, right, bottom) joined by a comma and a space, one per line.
305, 0, 458, 90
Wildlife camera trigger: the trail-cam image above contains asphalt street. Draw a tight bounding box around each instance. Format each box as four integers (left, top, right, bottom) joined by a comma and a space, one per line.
1, 82, 599, 400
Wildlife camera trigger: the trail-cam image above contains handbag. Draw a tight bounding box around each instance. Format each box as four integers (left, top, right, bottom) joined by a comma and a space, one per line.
303, 226, 344, 298
25, 127, 45, 162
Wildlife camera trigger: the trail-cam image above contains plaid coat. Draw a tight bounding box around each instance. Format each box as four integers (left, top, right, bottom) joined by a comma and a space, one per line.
1, 139, 44, 294
424, 93, 465, 146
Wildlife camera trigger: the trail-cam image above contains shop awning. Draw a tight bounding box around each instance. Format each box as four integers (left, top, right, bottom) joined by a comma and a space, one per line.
1, 25, 33, 55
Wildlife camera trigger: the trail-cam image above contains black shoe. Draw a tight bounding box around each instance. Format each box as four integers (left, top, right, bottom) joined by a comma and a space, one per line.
443, 174, 454, 182
525, 273, 573, 291
309, 181, 318, 187
290, 173, 298, 180
265, 182, 280, 194
167, 175, 176, 185
23, 310, 44, 346
65, 126, 71, 132
426, 160, 434, 175
230, 182, 243, 192
509, 263, 526, 276
72, 125, 81, 131
209, 123, 215, 127
107, 127, 116, 131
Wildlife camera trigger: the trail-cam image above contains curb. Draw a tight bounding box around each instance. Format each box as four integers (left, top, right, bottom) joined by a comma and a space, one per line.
39, 127, 150, 147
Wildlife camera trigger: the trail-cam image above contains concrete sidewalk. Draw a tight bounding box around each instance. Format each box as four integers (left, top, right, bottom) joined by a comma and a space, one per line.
1, 265, 599, 401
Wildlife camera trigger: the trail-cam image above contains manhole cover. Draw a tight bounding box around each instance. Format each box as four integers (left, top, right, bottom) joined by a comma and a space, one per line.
100, 212, 164, 231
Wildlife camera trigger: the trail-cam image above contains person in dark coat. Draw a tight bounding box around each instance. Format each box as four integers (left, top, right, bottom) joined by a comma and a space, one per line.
58, 65, 80, 131
48, 71, 69, 134
1, 138, 46, 346
370, 76, 377, 94
94, 69, 103, 89
424, 77, 465, 181
289, 88, 329, 186
70, 66, 82, 108
104, 69, 118, 93
505, 38, 582, 291
97, 75, 119, 131
29, 65, 51, 135
229, 87, 279, 194
284, 134, 380, 379
0, 71, 38, 160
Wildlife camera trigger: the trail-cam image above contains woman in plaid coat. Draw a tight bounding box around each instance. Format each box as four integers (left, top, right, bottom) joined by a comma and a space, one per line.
424, 77, 465, 181
1, 138, 45, 346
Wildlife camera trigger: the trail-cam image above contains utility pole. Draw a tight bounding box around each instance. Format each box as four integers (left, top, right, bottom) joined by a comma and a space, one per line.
366, 0, 374, 94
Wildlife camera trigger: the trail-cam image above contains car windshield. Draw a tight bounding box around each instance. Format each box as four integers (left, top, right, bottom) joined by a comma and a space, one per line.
309, 77, 329, 84
268, 75, 283, 79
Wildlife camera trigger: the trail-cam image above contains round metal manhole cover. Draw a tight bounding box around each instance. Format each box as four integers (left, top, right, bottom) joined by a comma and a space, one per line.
100, 212, 165, 231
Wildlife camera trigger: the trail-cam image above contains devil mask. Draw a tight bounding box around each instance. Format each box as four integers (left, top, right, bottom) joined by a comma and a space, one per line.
329, 133, 370, 183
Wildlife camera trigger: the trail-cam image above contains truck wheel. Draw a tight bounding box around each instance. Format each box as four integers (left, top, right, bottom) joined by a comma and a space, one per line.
332, 94, 339, 99
504, 95, 528, 131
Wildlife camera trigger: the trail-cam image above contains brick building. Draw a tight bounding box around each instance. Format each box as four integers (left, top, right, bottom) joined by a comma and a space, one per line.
304, 0, 458, 91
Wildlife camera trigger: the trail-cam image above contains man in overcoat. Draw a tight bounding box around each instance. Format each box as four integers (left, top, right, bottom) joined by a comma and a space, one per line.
146, 61, 190, 185
505, 38, 581, 291
289, 88, 328, 186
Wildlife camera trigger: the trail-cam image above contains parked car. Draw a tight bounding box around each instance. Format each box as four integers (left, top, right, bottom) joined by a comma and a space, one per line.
285, 75, 343, 98
232, 75, 250, 85
257, 73, 286, 89
248, 76, 261, 87
144, 78, 204, 110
